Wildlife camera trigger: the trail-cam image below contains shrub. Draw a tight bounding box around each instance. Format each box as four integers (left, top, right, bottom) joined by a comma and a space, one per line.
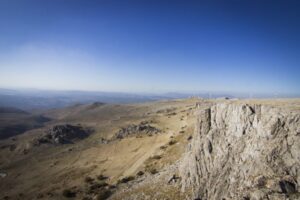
150, 169, 158, 174
168, 140, 177, 145
117, 176, 135, 184
89, 181, 108, 191
95, 189, 111, 200
151, 155, 162, 160
84, 176, 94, 183
82, 197, 92, 200
97, 174, 108, 181
256, 176, 267, 188
109, 185, 116, 189
97, 181, 108, 188
136, 171, 144, 176
36, 193, 44, 199
62, 189, 76, 198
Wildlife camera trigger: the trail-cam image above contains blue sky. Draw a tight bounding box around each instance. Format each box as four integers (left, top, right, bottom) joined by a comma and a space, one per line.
0, 0, 299, 95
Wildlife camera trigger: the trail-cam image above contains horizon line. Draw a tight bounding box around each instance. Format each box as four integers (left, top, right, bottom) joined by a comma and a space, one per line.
0, 86, 299, 98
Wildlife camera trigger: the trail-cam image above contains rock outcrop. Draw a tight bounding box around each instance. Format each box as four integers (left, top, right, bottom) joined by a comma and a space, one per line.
180, 103, 300, 200
115, 122, 161, 139
35, 124, 90, 145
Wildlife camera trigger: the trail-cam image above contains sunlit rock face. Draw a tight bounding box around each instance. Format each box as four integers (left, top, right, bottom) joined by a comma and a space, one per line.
180, 103, 300, 200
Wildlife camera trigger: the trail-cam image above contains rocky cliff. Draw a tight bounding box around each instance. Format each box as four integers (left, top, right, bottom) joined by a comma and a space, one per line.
180, 102, 300, 200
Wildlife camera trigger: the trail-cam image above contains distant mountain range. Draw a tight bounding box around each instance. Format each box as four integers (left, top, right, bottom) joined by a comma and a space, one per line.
0, 88, 298, 111
0, 88, 166, 110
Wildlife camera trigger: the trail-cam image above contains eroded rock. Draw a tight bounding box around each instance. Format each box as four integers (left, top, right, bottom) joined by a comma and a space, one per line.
179, 103, 300, 199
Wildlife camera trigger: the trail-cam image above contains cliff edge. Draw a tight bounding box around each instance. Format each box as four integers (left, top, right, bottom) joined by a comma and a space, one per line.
180, 102, 300, 200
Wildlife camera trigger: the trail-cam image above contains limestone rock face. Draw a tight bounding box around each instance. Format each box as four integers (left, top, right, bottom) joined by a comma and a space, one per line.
180, 103, 300, 199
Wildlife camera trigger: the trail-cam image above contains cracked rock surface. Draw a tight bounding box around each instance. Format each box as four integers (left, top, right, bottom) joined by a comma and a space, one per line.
180, 102, 300, 200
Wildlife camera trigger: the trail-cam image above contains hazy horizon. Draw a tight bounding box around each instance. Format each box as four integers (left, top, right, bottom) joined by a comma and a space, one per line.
1, 86, 299, 98
0, 0, 299, 95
